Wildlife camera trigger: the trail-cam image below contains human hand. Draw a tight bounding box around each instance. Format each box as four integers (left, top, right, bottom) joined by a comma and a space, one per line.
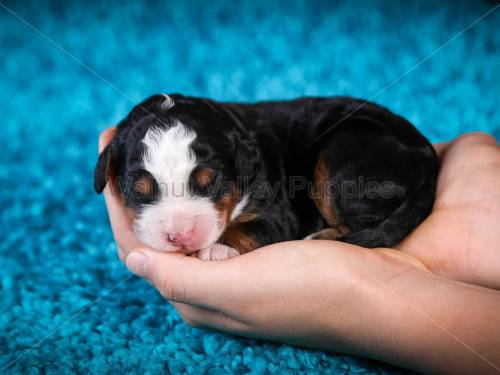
97, 126, 428, 345
398, 132, 500, 288
100, 128, 500, 287
98, 129, 500, 374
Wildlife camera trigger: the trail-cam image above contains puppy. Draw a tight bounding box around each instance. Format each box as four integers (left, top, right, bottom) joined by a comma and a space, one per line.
94, 94, 437, 260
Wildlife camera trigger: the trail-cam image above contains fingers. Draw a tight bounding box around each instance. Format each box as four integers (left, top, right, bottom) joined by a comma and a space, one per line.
454, 132, 499, 147
433, 132, 499, 160
103, 182, 144, 255
433, 142, 451, 160
117, 246, 127, 263
172, 302, 249, 334
98, 127, 144, 255
98, 127, 116, 152
125, 248, 241, 310
377, 248, 429, 271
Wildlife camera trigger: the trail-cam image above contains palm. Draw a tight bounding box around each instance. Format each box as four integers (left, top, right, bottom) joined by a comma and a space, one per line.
398, 133, 500, 288
99, 128, 500, 288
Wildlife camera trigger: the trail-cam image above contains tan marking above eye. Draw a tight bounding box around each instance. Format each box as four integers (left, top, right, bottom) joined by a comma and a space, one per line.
195, 168, 215, 187
134, 176, 154, 195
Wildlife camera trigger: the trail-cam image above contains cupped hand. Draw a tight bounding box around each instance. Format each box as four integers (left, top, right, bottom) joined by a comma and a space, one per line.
398, 132, 500, 289
97, 129, 500, 373
97, 127, 428, 337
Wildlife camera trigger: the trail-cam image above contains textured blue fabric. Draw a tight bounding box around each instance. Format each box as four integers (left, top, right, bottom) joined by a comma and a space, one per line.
0, 0, 498, 373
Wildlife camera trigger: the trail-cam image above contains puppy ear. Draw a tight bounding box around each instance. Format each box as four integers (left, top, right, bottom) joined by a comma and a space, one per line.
94, 143, 116, 194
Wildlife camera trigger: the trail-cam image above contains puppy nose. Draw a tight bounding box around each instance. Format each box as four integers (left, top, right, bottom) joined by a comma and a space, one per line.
167, 230, 193, 246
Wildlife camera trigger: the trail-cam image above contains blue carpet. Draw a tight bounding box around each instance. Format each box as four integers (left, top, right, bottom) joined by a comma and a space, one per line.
1, 0, 499, 373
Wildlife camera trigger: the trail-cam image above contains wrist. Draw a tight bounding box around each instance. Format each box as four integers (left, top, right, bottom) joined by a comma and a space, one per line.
303, 246, 400, 352
314, 247, 433, 360
336, 250, 500, 374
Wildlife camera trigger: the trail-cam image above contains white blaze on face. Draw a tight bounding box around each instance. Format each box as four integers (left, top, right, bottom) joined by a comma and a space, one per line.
133, 121, 222, 252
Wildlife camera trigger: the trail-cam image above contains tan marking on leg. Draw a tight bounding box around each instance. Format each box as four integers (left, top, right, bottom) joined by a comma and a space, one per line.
214, 183, 239, 225
233, 206, 259, 224
309, 227, 350, 240
214, 185, 260, 254
215, 195, 237, 225
220, 225, 256, 254
311, 152, 351, 235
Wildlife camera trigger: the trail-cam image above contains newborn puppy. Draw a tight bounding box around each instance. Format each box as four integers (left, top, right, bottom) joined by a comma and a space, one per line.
94, 94, 437, 260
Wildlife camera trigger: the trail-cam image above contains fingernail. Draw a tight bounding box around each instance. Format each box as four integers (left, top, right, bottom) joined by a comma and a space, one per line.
126, 252, 148, 277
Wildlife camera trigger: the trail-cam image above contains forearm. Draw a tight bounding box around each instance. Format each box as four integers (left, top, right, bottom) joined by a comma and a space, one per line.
312, 250, 500, 374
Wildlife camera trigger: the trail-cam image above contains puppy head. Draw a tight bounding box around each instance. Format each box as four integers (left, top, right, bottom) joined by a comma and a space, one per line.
94, 94, 258, 253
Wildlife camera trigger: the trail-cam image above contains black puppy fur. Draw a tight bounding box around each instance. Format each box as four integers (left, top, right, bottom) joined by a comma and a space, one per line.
95, 94, 438, 251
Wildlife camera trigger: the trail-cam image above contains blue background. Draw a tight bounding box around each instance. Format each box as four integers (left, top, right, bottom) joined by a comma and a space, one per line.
1, 0, 499, 373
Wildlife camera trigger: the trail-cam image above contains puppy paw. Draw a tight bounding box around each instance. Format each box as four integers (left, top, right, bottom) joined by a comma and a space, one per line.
197, 244, 240, 261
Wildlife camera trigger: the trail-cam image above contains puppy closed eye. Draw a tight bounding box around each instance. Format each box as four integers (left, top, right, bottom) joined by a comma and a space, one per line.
128, 170, 159, 201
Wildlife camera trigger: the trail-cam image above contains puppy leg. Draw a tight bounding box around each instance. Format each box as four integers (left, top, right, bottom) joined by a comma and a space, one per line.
309, 152, 351, 239
307, 115, 435, 248
304, 226, 349, 240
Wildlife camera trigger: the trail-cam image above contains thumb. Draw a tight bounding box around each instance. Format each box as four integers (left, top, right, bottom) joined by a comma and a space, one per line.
125, 248, 235, 308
